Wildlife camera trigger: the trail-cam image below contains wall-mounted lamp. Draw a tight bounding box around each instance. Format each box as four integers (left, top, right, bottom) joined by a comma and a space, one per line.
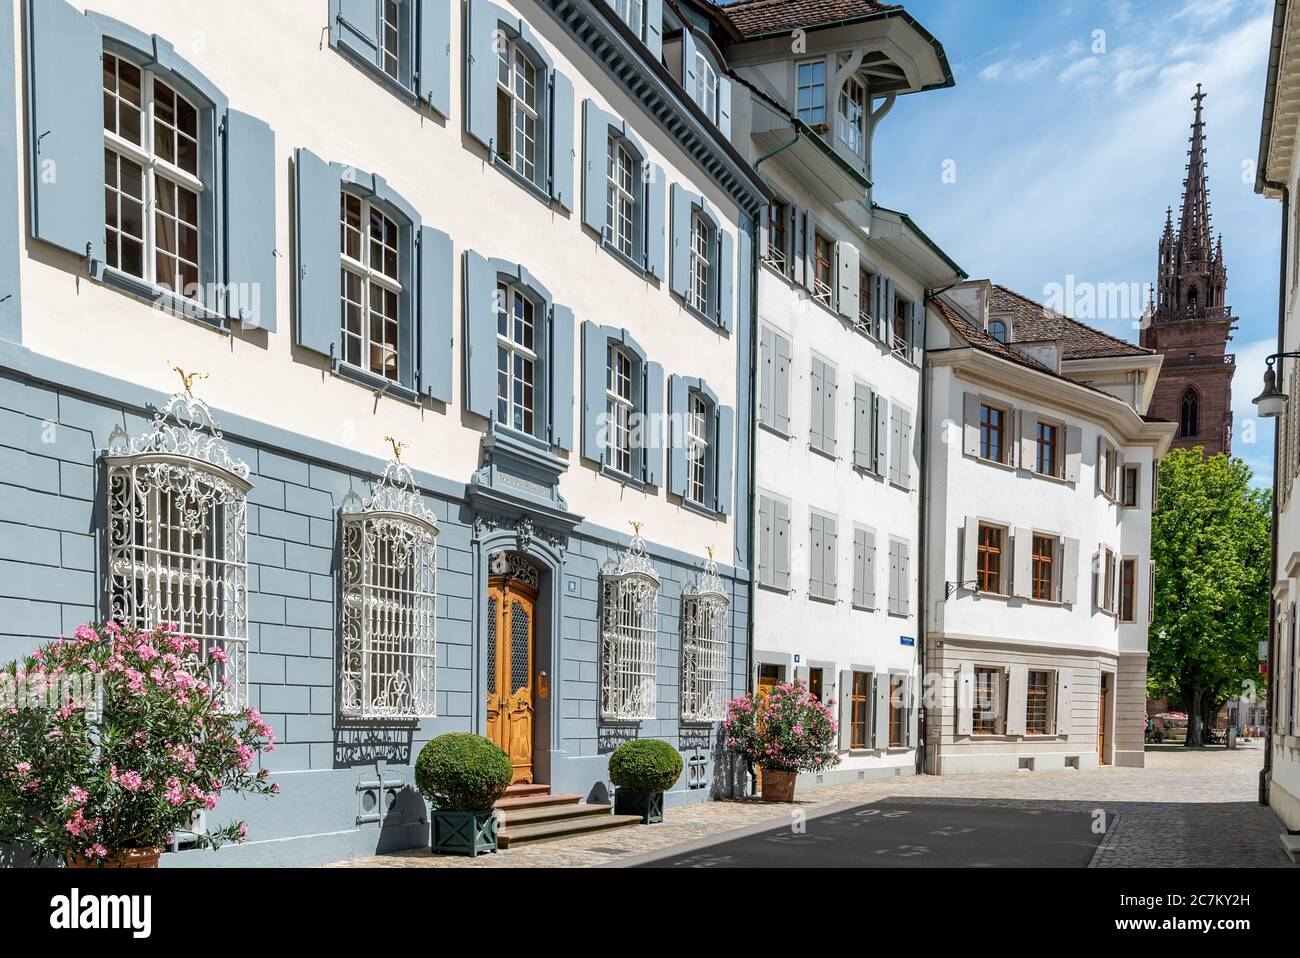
1252, 352, 1300, 419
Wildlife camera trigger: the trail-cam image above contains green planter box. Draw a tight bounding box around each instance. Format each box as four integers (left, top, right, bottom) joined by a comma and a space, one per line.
614, 789, 664, 824
430, 809, 499, 856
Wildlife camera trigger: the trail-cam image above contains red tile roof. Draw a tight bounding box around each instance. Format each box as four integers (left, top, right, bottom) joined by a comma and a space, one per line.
720, 0, 897, 38
930, 297, 1054, 374
988, 285, 1153, 361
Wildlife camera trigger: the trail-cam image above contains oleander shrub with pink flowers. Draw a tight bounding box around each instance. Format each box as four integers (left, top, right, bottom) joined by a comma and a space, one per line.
0, 622, 279, 864
723, 681, 840, 774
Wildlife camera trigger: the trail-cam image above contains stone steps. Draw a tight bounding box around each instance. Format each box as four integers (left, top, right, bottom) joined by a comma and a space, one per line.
493, 785, 642, 848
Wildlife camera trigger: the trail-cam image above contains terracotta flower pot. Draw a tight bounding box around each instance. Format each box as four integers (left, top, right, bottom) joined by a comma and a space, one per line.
760, 768, 797, 802
65, 845, 165, 868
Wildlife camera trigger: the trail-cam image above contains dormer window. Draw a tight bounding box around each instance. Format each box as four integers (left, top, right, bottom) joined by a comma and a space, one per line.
796, 59, 827, 128
613, 0, 645, 39
837, 66, 866, 156
695, 51, 719, 124
988, 319, 1008, 343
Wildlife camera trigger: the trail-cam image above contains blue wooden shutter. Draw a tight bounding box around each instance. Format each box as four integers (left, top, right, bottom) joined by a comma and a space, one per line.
645, 0, 663, 59
293, 148, 340, 359
418, 225, 454, 403
26, 0, 103, 260
224, 110, 277, 331
718, 76, 733, 137
462, 249, 497, 419
417, 0, 451, 116
668, 374, 688, 497
549, 303, 574, 450
550, 70, 575, 211
717, 228, 735, 332
645, 164, 666, 279
738, 220, 753, 330
581, 320, 605, 463
682, 30, 698, 98
716, 404, 734, 515
669, 184, 692, 300
332, 0, 381, 67
582, 100, 609, 237
644, 360, 664, 486
465, 0, 497, 149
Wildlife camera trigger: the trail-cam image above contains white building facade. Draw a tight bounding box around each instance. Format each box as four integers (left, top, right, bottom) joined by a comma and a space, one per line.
719, 0, 963, 785
925, 283, 1174, 774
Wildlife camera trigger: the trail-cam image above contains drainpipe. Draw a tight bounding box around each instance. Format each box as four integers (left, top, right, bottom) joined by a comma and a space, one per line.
754, 126, 801, 171
1262, 180, 1288, 806
744, 211, 760, 798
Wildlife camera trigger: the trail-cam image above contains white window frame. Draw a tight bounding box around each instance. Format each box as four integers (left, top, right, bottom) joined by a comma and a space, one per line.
102, 51, 204, 301
686, 391, 710, 506
695, 51, 719, 123
681, 552, 729, 723
606, 136, 637, 259
105, 389, 251, 711
837, 64, 866, 156
600, 530, 660, 721
497, 38, 539, 182
380, 0, 402, 80
605, 343, 635, 475
689, 211, 713, 314
339, 454, 439, 719
766, 200, 790, 275
812, 230, 834, 308
496, 281, 539, 436
1025, 669, 1055, 736
340, 191, 403, 382
796, 59, 826, 128
613, 0, 645, 40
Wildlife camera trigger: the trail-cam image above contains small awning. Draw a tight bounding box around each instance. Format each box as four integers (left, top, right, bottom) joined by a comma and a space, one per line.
751, 99, 868, 206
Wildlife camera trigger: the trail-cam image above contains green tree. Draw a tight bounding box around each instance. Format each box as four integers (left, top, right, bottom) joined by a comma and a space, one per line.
1148, 448, 1271, 747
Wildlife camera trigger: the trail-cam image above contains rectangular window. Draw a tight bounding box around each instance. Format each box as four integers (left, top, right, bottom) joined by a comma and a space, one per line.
605, 345, 634, 475
838, 65, 866, 156
892, 295, 909, 357
380, 0, 401, 80
496, 282, 537, 435
973, 666, 1001, 735
888, 674, 905, 747
103, 52, 202, 298
680, 588, 728, 723
613, 0, 645, 39
1102, 443, 1118, 499
1032, 534, 1055, 601
977, 524, 1003, 594
1103, 547, 1116, 613
767, 200, 789, 274
340, 193, 402, 381
606, 137, 636, 258
497, 41, 538, 181
686, 392, 709, 506
808, 667, 823, 703
851, 671, 871, 748
1120, 557, 1137, 622
1026, 670, 1051, 735
695, 52, 719, 123
979, 404, 1004, 462
858, 266, 874, 328
796, 59, 826, 127
1036, 421, 1058, 477
813, 231, 834, 307
689, 212, 712, 314
1122, 464, 1140, 507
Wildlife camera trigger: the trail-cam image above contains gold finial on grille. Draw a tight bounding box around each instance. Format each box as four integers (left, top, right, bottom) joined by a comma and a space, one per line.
706, 545, 714, 560
168, 362, 207, 393
630, 520, 643, 537
384, 436, 407, 461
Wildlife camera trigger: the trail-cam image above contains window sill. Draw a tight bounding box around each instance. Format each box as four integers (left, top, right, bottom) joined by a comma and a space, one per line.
757, 581, 792, 596
334, 362, 422, 406
758, 422, 792, 441
600, 464, 647, 490
850, 602, 875, 612
679, 496, 722, 521
598, 236, 654, 282
852, 462, 884, 481
808, 443, 837, 462
90, 263, 229, 332
490, 154, 556, 209
887, 478, 911, 493
682, 300, 727, 335
886, 610, 911, 619
808, 593, 836, 606
969, 454, 1016, 472
1030, 469, 1073, 486
330, 40, 447, 120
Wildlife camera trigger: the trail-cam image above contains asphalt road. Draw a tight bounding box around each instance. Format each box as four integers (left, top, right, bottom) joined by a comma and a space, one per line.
632, 800, 1108, 868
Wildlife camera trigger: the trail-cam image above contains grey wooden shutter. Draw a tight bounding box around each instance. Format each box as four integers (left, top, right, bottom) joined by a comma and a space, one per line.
1095, 436, 1106, 494
961, 516, 979, 585
580, 320, 605, 463
582, 100, 609, 237
417, 224, 454, 402
759, 326, 774, 428
872, 273, 886, 341
838, 670, 853, 751
718, 228, 735, 331
880, 276, 895, 340
462, 249, 497, 419
963, 393, 981, 458
852, 527, 867, 608
669, 184, 692, 300
550, 70, 575, 211
899, 408, 913, 489
956, 663, 975, 737
887, 540, 899, 613
897, 540, 910, 615
774, 498, 791, 590
332, 0, 381, 67
716, 405, 735, 515
873, 675, 889, 747
758, 495, 774, 586
465, 0, 498, 148
809, 358, 825, 451
645, 0, 664, 59
718, 76, 733, 137
1012, 526, 1032, 598
902, 676, 914, 747
791, 207, 806, 287
645, 163, 666, 279
667, 374, 688, 497
801, 210, 818, 292
550, 303, 574, 450
1019, 411, 1037, 471
822, 362, 838, 454
1005, 666, 1028, 736
775, 331, 792, 434
853, 383, 871, 468
863, 529, 877, 610
1055, 668, 1072, 735
808, 512, 824, 598
836, 241, 859, 319
682, 29, 698, 97
26, 0, 104, 260
224, 110, 277, 331
417, 0, 452, 115
643, 360, 664, 486
1065, 425, 1083, 482
910, 300, 923, 365
823, 515, 838, 598
888, 404, 902, 484
294, 148, 340, 359
874, 392, 887, 474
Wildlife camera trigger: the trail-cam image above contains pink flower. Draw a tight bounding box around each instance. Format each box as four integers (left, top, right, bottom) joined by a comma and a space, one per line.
85, 843, 107, 860
164, 777, 186, 807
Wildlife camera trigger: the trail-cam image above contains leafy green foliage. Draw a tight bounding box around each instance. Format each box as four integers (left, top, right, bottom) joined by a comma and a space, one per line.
607, 739, 683, 792
1148, 449, 1271, 744
415, 733, 513, 811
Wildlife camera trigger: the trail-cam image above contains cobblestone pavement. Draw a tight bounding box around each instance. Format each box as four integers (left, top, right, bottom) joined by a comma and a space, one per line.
329, 743, 1295, 868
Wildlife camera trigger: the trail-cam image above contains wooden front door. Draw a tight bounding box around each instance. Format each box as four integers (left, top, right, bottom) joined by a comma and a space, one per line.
1098, 672, 1110, 766
486, 579, 536, 784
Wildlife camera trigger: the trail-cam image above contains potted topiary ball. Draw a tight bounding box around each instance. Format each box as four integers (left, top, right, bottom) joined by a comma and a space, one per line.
608, 739, 683, 824
415, 733, 514, 856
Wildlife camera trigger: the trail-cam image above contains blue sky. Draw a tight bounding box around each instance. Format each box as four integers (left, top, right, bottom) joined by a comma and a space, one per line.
828, 0, 1281, 484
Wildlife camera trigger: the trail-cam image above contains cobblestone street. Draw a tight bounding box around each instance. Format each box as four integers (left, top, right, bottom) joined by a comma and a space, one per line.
330, 742, 1296, 868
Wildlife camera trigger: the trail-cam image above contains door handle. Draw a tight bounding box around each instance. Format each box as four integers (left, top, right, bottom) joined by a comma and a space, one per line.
537, 671, 549, 699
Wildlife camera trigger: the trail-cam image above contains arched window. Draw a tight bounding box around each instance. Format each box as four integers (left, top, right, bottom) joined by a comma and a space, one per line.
1186, 285, 1198, 309
988, 319, 1008, 344
1180, 387, 1199, 438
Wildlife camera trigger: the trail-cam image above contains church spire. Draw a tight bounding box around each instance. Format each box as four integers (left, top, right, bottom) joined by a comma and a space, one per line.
1179, 83, 1212, 264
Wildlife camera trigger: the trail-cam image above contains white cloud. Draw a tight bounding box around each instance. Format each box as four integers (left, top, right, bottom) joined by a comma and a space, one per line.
979, 59, 1007, 81
1058, 55, 1102, 85
1171, 0, 1240, 26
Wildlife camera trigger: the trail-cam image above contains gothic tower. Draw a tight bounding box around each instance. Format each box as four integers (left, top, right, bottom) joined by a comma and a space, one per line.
1140, 84, 1236, 456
